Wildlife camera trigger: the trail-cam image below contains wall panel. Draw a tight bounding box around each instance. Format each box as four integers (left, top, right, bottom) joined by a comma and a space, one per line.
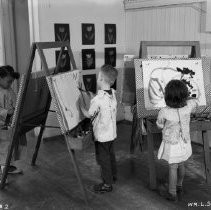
125, 3, 211, 56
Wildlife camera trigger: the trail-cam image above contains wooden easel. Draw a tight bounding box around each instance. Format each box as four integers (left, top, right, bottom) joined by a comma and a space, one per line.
0, 41, 88, 203
134, 41, 211, 189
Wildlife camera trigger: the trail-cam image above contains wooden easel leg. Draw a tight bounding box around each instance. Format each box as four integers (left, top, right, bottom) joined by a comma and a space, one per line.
147, 125, 157, 190
130, 112, 137, 154
130, 109, 142, 154
202, 131, 211, 186
0, 133, 17, 189
65, 137, 88, 204
31, 125, 45, 166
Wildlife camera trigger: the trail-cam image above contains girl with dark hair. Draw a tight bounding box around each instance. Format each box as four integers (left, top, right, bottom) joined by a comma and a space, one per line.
156, 79, 199, 201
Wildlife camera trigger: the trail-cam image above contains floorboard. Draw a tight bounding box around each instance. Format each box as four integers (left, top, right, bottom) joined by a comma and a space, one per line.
0, 122, 210, 210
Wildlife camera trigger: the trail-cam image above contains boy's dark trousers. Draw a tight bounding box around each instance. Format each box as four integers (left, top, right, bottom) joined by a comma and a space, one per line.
95, 140, 117, 185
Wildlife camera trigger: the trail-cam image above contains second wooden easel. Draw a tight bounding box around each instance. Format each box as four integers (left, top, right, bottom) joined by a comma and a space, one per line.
0, 41, 88, 203
133, 41, 211, 190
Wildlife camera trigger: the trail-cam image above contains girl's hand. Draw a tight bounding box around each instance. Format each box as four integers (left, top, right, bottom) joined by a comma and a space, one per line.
7, 108, 14, 115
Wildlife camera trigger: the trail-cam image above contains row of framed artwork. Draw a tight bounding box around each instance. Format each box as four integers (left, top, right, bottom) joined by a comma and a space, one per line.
54, 23, 117, 71
54, 23, 116, 45
54, 23, 117, 92
55, 47, 116, 71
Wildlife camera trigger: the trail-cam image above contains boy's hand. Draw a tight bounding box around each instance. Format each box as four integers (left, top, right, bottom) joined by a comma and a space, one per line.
88, 91, 96, 99
80, 106, 90, 118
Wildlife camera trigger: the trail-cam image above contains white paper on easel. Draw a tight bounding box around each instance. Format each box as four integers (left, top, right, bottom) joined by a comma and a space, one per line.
140, 59, 206, 110
51, 70, 83, 131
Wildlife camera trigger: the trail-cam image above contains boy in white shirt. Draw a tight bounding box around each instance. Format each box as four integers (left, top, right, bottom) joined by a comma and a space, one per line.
81, 64, 118, 193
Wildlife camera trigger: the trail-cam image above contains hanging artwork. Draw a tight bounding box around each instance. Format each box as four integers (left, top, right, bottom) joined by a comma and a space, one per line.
82, 23, 95, 45
55, 50, 71, 72
83, 74, 97, 93
105, 47, 116, 67
135, 59, 206, 111
105, 24, 116, 44
82, 49, 95, 70
54, 23, 70, 42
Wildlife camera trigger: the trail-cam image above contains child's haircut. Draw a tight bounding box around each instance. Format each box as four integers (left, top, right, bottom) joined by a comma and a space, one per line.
0, 65, 20, 79
101, 64, 118, 86
165, 79, 189, 108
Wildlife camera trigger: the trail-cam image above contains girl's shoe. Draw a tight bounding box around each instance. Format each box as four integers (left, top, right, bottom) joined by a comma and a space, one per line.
0, 174, 8, 185
0, 179, 8, 185
93, 183, 113, 193
176, 186, 184, 201
176, 186, 183, 194
165, 192, 177, 202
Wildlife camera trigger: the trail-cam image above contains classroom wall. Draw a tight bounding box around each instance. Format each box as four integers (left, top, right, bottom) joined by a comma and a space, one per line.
13, 0, 31, 75
25, 1, 211, 146
0, 11, 3, 65
31, 0, 126, 138
124, 1, 211, 146
125, 2, 211, 56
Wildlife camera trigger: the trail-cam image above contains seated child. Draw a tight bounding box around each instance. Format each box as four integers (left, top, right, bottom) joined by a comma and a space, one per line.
0, 65, 24, 179
81, 64, 118, 193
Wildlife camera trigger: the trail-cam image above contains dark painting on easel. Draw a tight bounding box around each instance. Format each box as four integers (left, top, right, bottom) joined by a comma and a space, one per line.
14, 71, 52, 123
55, 50, 71, 72
82, 23, 95, 45
54, 23, 70, 42
105, 47, 116, 67
82, 49, 95, 70
83, 74, 96, 93
105, 24, 116, 44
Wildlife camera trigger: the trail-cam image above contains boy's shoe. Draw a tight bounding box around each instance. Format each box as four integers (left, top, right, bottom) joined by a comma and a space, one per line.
165, 192, 177, 202
8, 165, 23, 174
93, 183, 113, 194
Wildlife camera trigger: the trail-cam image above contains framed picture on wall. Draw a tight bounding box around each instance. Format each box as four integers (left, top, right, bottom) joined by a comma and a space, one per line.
105, 24, 116, 44
105, 47, 116, 67
82, 49, 95, 70
82, 23, 95, 45
55, 50, 71, 72
83, 74, 97, 93
54, 23, 70, 42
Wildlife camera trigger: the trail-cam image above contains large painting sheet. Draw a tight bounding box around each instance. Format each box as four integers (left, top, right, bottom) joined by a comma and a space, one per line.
50, 70, 82, 131
134, 58, 209, 118
139, 59, 206, 110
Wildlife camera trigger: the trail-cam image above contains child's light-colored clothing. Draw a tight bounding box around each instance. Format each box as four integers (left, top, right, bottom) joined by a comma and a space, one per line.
0, 86, 16, 165
89, 89, 117, 142
0, 87, 16, 126
156, 99, 198, 164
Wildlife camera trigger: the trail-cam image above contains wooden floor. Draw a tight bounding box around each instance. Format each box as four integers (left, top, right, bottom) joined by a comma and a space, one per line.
0, 121, 211, 210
